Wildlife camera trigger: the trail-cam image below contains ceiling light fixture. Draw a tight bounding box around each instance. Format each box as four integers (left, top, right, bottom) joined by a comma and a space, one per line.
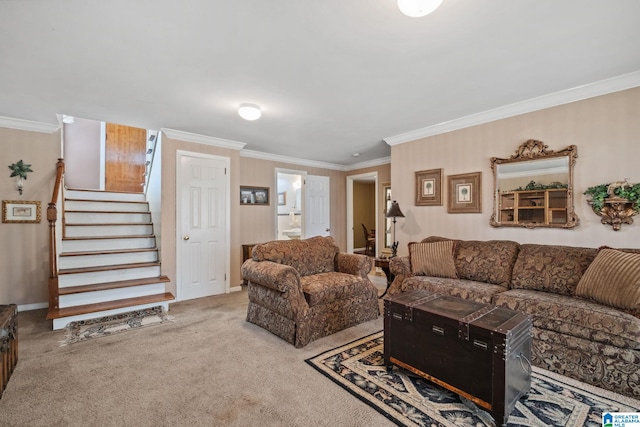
238, 103, 262, 121
397, 0, 443, 17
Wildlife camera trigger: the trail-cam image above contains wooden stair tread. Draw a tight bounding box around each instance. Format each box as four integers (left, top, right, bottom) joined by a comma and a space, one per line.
60, 248, 158, 257
65, 198, 148, 204
65, 210, 151, 214
65, 222, 153, 226
47, 292, 175, 320
59, 262, 161, 275
63, 235, 154, 241
58, 276, 170, 295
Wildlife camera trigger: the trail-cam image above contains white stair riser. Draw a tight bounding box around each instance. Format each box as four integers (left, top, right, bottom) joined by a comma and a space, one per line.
58, 283, 167, 308
59, 251, 158, 269
61, 237, 156, 252
65, 224, 153, 237
52, 301, 170, 330
65, 200, 149, 212
59, 266, 161, 287
65, 190, 146, 202
65, 211, 151, 224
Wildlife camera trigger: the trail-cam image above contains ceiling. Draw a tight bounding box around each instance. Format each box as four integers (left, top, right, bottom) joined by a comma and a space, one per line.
1, 1, 640, 166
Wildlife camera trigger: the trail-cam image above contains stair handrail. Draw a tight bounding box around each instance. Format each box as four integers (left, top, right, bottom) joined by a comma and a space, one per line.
48, 158, 65, 312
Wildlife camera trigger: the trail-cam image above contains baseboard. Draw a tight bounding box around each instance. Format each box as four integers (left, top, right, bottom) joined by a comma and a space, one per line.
229, 285, 242, 293
17, 302, 48, 312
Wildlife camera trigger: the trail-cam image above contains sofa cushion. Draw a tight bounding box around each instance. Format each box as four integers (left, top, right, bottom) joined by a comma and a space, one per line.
400, 276, 505, 304
409, 240, 458, 278
252, 236, 339, 277
575, 248, 640, 310
510, 244, 597, 296
492, 289, 640, 350
454, 239, 520, 287
300, 272, 377, 306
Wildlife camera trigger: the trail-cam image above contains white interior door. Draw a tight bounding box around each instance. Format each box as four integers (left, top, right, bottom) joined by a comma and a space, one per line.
177, 152, 228, 300
305, 175, 330, 237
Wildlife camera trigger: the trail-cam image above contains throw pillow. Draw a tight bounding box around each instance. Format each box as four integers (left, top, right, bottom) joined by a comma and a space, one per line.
409, 240, 458, 279
575, 248, 640, 310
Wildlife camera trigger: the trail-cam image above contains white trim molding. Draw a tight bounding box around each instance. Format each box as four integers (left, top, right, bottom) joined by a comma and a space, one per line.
161, 128, 246, 150
0, 116, 60, 133
241, 149, 390, 172
384, 70, 640, 146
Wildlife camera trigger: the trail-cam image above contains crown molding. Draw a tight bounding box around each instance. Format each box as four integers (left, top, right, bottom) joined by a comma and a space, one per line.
161, 128, 246, 150
384, 70, 640, 146
344, 156, 391, 171
0, 116, 60, 133
240, 149, 390, 172
240, 149, 346, 170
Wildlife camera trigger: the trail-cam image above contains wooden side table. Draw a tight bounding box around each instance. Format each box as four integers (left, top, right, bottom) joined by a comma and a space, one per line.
375, 257, 395, 298
242, 244, 259, 285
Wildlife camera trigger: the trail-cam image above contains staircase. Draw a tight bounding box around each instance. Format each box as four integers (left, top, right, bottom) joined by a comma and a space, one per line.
47, 189, 174, 330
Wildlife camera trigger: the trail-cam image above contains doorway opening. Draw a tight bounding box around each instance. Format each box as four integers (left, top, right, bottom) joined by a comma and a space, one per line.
276, 169, 306, 240
346, 172, 378, 255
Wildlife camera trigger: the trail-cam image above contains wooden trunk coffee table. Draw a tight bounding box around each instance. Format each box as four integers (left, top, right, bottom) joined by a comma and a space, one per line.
384, 290, 531, 426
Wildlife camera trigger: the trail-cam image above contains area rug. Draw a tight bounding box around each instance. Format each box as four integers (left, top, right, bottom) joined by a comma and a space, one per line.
306, 331, 640, 427
60, 306, 174, 346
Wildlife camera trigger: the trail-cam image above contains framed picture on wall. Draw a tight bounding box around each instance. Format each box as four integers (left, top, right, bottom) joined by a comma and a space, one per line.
2, 200, 42, 223
240, 186, 270, 205
447, 172, 481, 213
415, 168, 443, 206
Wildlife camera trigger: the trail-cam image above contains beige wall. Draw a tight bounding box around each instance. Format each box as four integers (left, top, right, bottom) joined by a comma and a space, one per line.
0, 127, 61, 306
63, 117, 101, 190
391, 87, 640, 255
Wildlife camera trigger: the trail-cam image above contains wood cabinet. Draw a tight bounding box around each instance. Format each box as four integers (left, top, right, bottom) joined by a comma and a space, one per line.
498, 189, 568, 226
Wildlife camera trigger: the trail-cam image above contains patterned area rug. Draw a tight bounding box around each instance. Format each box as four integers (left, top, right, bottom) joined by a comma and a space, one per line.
61, 306, 174, 346
306, 331, 640, 427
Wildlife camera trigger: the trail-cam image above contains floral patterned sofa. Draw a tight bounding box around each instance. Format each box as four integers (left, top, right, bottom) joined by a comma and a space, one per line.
388, 236, 640, 398
241, 236, 379, 348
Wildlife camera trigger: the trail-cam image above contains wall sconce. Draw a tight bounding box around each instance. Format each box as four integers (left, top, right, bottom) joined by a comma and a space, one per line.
8, 160, 33, 195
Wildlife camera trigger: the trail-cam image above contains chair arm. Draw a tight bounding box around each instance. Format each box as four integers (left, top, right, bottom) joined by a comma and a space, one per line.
335, 253, 372, 278
241, 259, 301, 293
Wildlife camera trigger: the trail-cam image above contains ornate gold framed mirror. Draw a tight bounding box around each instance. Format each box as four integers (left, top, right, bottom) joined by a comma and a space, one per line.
490, 139, 579, 229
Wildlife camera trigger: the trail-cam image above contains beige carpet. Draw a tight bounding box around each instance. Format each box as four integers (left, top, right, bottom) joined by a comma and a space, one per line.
0, 275, 393, 427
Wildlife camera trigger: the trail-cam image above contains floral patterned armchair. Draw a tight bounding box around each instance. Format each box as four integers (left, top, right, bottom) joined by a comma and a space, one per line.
241, 236, 379, 347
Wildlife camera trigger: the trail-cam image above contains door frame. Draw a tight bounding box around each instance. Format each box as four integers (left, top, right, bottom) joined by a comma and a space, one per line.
346, 171, 378, 254
175, 150, 231, 301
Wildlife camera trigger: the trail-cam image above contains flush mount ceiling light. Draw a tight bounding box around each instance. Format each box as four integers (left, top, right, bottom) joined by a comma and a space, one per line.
397, 0, 443, 17
238, 103, 262, 121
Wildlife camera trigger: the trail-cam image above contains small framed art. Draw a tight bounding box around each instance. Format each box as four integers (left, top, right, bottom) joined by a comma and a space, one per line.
447, 172, 481, 213
415, 168, 443, 206
240, 186, 270, 205
277, 192, 286, 206
2, 200, 42, 223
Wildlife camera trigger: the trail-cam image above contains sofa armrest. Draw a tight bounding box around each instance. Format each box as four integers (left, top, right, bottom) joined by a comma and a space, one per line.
389, 256, 411, 276
386, 256, 413, 296
241, 259, 301, 293
335, 253, 372, 278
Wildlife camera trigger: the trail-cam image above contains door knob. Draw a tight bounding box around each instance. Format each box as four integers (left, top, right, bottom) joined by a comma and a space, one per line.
325, 228, 330, 232
183, 236, 190, 241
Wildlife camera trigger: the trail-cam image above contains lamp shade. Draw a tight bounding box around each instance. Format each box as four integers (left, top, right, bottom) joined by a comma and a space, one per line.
397, 0, 443, 17
386, 201, 405, 218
